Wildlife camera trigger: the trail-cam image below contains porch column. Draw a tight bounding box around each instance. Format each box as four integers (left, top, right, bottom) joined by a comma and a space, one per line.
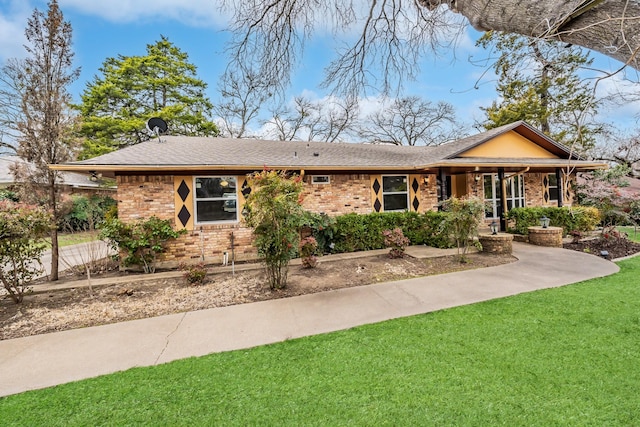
438, 168, 448, 210
556, 168, 564, 207
498, 168, 506, 232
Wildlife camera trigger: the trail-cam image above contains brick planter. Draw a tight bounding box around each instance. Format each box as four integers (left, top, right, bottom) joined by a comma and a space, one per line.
478, 233, 514, 255
528, 226, 563, 247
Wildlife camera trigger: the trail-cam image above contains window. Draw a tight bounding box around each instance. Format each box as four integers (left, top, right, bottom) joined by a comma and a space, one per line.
505, 175, 525, 210
311, 175, 330, 184
547, 173, 559, 203
483, 174, 502, 219
483, 174, 525, 217
382, 175, 408, 211
194, 176, 238, 223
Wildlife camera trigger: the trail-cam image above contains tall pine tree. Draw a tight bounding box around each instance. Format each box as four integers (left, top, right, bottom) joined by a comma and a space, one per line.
478, 32, 603, 154
77, 36, 218, 159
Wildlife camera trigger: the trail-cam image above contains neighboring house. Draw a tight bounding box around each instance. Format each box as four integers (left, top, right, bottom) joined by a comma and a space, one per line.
0, 155, 115, 197
51, 121, 607, 264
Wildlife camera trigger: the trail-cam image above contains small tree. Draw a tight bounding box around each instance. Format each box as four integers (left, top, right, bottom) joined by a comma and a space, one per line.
299, 236, 319, 268
441, 197, 486, 262
243, 169, 304, 289
100, 216, 185, 273
0, 201, 52, 303
383, 228, 410, 258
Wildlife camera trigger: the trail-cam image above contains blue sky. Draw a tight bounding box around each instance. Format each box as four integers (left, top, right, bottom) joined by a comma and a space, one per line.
1, 0, 638, 138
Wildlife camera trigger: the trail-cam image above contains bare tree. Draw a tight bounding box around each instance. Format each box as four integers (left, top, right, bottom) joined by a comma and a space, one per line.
0, 59, 26, 155
214, 69, 272, 138
264, 97, 311, 141
263, 96, 358, 142
359, 96, 463, 146
9, 0, 80, 281
593, 129, 640, 177
221, 1, 640, 96
420, 1, 640, 69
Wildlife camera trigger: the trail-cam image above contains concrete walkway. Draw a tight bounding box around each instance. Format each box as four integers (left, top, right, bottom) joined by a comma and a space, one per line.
0, 242, 620, 397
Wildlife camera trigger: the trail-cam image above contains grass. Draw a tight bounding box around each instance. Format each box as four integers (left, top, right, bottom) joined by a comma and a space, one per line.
1, 258, 639, 426
46, 231, 99, 248
618, 225, 640, 242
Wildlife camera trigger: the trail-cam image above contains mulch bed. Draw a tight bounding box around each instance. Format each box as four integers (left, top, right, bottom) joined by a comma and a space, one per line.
563, 237, 640, 260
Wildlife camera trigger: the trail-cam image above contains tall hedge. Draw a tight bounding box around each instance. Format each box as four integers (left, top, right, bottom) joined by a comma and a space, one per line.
329, 211, 453, 253
505, 206, 600, 235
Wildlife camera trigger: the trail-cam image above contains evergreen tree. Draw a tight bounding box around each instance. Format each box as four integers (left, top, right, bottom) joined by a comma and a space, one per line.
77, 36, 217, 159
477, 31, 603, 154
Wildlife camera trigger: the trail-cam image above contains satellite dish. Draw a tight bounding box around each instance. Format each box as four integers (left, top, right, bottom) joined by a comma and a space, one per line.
147, 117, 168, 142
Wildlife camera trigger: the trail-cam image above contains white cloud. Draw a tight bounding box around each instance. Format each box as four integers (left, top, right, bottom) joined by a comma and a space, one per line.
59, 0, 231, 28
0, 1, 32, 61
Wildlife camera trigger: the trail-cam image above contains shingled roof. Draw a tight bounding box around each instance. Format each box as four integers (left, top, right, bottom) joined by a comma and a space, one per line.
51, 121, 606, 175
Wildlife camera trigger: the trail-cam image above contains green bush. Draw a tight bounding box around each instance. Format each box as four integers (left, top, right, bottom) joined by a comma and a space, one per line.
100, 216, 186, 273
506, 206, 600, 235
299, 211, 335, 254
330, 211, 453, 254
59, 194, 116, 232
0, 201, 52, 303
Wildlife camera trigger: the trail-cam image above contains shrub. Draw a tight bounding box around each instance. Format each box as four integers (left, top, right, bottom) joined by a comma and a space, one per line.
99, 216, 186, 273
440, 197, 485, 261
243, 170, 305, 290
330, 211, 454, 254
383, 228, 410, 258
178, 262, 207, 285
506, 206, 600, 236
0, 201, 52, 303
299, 236, 319, 268
299, 211, 335, 253
59, 194, 116, 232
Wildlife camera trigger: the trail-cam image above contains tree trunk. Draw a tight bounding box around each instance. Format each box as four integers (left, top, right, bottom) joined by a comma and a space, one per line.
420, 0, 640, 69
49, 180, 59, 282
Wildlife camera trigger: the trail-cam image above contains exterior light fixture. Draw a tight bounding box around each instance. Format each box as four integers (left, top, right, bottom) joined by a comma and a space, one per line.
540, 215, 550, 229
489, 220, 499, 235
220, 179, 229, 187
600, 250, 609, 259
474, 174, 481, 182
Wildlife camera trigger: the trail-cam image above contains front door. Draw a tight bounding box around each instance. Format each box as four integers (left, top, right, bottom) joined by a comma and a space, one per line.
483, 173, 526, 219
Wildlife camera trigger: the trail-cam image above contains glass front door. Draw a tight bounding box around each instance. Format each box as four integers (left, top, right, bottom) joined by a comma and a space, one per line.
484, 173, 526, 219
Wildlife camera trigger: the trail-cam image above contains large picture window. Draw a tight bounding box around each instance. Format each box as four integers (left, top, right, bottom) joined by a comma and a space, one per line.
382, 175, 408, 211
194, 176, 238, 223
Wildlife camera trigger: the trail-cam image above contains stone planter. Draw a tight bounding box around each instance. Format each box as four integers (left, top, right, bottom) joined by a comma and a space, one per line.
478, 233, 514, 255
528, 226, 563, 247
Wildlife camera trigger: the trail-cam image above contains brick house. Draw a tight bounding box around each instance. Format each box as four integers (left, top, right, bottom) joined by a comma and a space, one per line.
52, 121, 607, 265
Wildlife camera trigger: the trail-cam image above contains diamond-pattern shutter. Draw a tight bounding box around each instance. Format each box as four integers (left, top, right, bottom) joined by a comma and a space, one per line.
542, 174, 550, 205
409, 174, 421, 212
238, 175, 251, 217
564, 173, 574, 206
174, 176, 194, 230
370, 174, 383, 212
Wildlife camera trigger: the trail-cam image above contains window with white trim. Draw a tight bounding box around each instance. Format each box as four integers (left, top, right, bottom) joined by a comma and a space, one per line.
505, 175, 525, 210
547, 173, 559, 203
194, 176, 238, 223
311, 175, 330, 184
382, 175, 409, 211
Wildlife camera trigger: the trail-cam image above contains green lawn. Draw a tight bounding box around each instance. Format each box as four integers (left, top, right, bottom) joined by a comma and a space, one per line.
1, 257, 639, 426
618, 226, 640, 242
46, 231, 99, 248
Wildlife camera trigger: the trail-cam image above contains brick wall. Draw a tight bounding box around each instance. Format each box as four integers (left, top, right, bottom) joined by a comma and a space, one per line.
116, 172, 441, 266
301, 174, 371, 215
525, 173, 545, 207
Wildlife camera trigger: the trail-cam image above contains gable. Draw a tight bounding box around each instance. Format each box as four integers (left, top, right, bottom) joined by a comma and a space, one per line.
457, 130, 559, 159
